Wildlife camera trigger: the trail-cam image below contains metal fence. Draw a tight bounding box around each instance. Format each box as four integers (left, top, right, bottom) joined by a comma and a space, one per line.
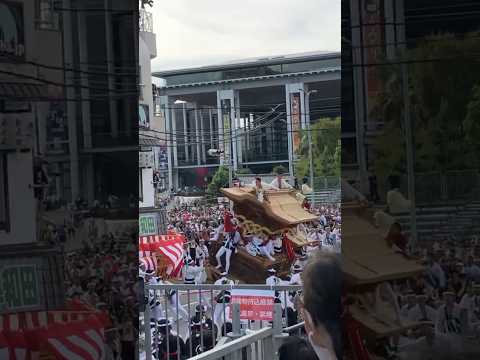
399, 170, 480, 204
142, 283, 303, 360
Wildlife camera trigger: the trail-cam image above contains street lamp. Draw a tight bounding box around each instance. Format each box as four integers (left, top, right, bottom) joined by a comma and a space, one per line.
299, 89, 318, 206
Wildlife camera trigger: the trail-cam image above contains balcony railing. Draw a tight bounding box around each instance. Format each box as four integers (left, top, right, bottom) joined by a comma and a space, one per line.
139, 9, 153, 33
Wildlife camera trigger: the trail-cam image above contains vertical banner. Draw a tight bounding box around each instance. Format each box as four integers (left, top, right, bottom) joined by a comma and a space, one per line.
221, 99, 231, 166
291, 93, 301, 160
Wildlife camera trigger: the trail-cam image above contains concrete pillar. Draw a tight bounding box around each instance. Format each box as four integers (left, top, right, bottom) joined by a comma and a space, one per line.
84, 155, 95, 204
172, 106, 178, 167
234, 90, 241, 169
183, 103, 189, 162
76, 10, 92, 149
199, 108, 207, 163
104, 0, 118, 139
194, 105, 201, 165
217, 90, 235, 168
63, 0, 80, 201
160, 96, 173, 191
208, 107, 214, 149
216, 92, 226, 165
350, 0, 368, 193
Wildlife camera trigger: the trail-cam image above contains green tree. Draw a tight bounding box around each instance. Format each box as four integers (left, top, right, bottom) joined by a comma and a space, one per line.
295, 117, 341, 180
372, 32, 480, 181
464, 85, 480, 155
272, 165, 288, 175
206, 166, 229, 198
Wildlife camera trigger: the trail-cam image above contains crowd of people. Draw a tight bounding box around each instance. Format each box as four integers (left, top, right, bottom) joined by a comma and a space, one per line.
54, 211, 140, 359
141, 178, 342, 359
378, 233, 480, 359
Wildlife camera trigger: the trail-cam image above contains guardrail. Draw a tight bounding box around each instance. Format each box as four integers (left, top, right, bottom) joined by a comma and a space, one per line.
142, 283, 303, 360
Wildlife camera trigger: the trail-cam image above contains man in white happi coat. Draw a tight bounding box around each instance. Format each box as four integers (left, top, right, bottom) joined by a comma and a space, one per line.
213, 272, 234, 338
289, 264, 303, 286
215, 226, 242, 274
250, 234, 275, 261
269, 174, 293, 190
159, 278, 189, 323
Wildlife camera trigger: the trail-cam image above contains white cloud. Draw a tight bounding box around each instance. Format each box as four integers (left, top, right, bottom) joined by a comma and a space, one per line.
149, 0, 340, 71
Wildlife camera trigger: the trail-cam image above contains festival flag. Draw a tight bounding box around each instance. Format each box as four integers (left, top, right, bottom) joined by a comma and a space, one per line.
138, 234, 185, 278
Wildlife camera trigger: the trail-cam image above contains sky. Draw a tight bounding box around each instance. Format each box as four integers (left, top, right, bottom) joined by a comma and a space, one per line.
149, 0, 340, 72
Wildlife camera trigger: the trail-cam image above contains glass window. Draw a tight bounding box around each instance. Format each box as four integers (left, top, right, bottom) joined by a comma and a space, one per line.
281, 58, 340, 73
162, 57, 339, 86
36, 0, 59, 30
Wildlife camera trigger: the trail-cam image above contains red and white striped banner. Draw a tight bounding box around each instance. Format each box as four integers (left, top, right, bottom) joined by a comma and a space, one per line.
139, 234, 185, 277
0, 312, 107, 360
140, 256, 157, 271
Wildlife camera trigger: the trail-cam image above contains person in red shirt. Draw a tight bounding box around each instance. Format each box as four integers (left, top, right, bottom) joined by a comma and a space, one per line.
223, 209, 235, 234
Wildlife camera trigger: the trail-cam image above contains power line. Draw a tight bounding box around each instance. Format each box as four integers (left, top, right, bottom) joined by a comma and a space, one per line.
0, 69, 139, 94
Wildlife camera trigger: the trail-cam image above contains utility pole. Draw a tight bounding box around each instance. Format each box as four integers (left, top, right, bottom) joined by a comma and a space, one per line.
402, 63, 417, 248
300, 89, 317, 206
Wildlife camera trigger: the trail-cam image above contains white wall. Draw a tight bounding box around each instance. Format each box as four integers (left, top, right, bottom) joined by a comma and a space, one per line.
139, 167, 155, 208
139, 36, 154, 127
0, 151, 36, 245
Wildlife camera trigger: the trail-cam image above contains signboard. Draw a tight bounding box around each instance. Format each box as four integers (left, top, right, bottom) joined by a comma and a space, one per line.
221, 99, 231, 165
291, 93, 301, 159
139, 150, 154, 168
0, 1, 25, 61
139, 104, 150, 128
139, 214, 158, 236
0, 264, 40, 311
230, 289, 275, 321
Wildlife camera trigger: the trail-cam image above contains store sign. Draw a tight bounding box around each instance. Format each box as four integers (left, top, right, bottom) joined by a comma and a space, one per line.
0, 265, 40, 311
139, 104, 150, 128
139, 214, 158, 236
0, 1, 25, 61
230, 289, 275, 321
139, 151, 154, 168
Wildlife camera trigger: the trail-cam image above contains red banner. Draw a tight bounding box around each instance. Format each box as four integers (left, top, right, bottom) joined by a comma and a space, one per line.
230, 289, 275, 321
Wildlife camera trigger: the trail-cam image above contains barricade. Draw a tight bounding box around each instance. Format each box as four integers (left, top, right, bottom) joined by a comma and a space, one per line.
142, 283, 303, 360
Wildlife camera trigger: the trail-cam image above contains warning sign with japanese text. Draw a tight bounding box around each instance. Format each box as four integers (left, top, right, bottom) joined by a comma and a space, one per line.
230, 289, 275, 321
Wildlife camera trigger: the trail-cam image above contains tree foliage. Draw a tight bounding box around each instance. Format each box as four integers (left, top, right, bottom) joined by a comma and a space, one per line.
372, 32, 480, 181
207, 166, 229, 198
272, 165, 288, 175
295, 117, 341, 179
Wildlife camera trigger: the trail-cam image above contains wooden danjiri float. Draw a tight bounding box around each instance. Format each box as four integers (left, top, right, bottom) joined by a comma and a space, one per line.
342, 201, 426, 357
208, 187, 318, 283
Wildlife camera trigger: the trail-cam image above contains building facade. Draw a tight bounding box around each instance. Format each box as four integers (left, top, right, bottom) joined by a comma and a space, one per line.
0, 0, 66, 246
154, 52, 341, 191
139, 6, 157, 209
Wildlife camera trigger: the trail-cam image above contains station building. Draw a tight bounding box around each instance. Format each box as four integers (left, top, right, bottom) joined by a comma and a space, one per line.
153, 51, 341, 190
